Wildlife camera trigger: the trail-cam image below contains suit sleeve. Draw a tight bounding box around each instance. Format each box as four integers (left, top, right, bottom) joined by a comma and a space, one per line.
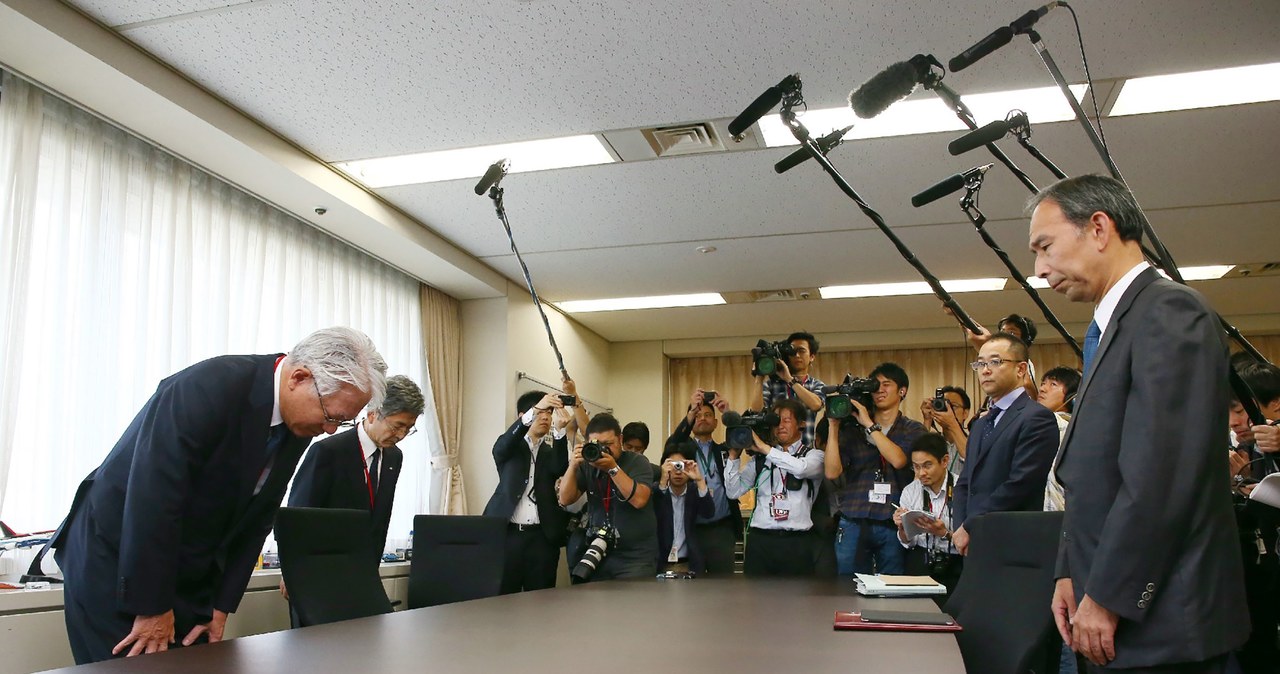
215, 503, 278, 614
549, 433, 569, 476
117, 374, 228, 617
694, 488, 716, 519
667, 415, 693, 447
288, 443, 330, 508
1085, 290, 1226, 622
982, 408, 1058, 515
493, 417, 531, 467
952, 422, 976, 528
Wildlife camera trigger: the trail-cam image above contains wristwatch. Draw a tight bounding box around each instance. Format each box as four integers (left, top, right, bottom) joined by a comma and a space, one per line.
866, 423, 883, 435
607, 466, 621, 477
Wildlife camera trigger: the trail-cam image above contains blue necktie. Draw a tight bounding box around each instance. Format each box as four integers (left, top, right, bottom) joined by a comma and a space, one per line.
1082, 320, 1101, 376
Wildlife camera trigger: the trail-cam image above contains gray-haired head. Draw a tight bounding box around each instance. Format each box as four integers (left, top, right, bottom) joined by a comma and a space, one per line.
1026, 174, 1144, 242
285, 327, 388, 409
375, 375, 425, 418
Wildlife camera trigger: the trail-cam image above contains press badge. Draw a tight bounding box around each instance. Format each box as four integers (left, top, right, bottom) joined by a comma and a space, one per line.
869, 481, 891, 504
669, 545, 680, 563
771, 494, 790, 520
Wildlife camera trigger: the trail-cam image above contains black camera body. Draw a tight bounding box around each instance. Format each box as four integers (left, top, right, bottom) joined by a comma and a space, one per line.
560, 394, 578, 407
701, 390, 717, 406
723, 411, 781, 449
750, 339, 797, 376
581, 441, 608, 463
571, 524, 618, 581
931, 388, 949, 413
823, 374, 878, 419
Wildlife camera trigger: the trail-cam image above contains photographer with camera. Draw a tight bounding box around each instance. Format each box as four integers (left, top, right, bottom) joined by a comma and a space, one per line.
653, 441, 715, 574
558, 413, 657, 582
665, 389, 742, 575
724, 398, 825, 576
920, 385, 971, 479
893, 433, 963, 597
483, 390, 572, 594
749, 332, 826, 446
826, 362, 925, 576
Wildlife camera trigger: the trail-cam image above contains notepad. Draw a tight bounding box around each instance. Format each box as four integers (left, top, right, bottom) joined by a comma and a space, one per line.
1250, 473, 1280, 509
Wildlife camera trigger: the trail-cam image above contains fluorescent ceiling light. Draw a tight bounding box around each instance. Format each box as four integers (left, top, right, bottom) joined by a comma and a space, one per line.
1110, 62, 1280, 116
758, 85, 1088, 147
1024, 265, 1233, 288
820, 277, 1007, 299
555, 293, 726, 313
333, 134, 615, 188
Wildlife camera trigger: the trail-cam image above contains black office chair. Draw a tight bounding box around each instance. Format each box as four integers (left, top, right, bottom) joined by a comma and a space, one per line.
944, 510, 1065, 674
275, 507, 393, 627
408, 515, 506, 609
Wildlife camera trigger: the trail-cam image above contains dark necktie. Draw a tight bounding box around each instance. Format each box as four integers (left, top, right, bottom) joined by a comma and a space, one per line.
979, 405, 1001, 454
368, 448, 381, 495
254, 424, 291, 495
1082, 320, 1101, 376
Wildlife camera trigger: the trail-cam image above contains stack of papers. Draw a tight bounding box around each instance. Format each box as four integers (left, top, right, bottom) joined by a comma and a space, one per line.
1250, 473, 1280, 509
854, 573, 947, 596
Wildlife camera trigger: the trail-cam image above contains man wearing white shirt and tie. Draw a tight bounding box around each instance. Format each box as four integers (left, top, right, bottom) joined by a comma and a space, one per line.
893, 433, 963, 596
725, 398, 825, 576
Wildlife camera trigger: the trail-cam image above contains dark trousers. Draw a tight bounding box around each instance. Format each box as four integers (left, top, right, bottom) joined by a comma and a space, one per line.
744, 528, 815, 576
500, 524, 559, 594
1087, 654, 1228, 674
691, 517, 737, 575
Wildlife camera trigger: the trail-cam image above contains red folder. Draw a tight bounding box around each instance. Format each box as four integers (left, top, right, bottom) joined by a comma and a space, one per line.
834, 610, 963, 632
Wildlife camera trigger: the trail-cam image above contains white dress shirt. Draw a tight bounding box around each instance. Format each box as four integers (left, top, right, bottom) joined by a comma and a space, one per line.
725, 439, 825, 531
1093, 261, 1150, 337
510, 406, 567, 525
898, 476, 956, 554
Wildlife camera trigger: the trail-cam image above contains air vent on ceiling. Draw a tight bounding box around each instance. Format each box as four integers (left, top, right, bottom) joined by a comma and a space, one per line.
721, 288, 820, 304
1224, 262, 1280, 278
641, 122, 725, 157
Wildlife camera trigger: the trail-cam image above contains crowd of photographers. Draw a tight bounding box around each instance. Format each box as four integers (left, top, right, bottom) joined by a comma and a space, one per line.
485, 322, 1279, 673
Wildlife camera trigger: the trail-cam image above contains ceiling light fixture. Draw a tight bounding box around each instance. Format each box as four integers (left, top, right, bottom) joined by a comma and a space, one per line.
1109, 62, 1280, 116
819, 277, 1007, 299
332, 134, 616, 189
555, 293, 726, 313
758, 85, 1088, 147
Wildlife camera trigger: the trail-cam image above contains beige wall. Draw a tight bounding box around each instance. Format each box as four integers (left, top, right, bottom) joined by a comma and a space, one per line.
607, 341, 668, 462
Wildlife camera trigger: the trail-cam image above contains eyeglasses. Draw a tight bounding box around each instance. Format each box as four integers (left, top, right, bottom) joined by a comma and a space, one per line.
313, 379, 357, 429
969, 357, 1025, 372
390, 424, 418, 438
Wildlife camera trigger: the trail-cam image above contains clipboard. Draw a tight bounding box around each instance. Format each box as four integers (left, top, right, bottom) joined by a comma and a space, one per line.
834, 610, 963, 632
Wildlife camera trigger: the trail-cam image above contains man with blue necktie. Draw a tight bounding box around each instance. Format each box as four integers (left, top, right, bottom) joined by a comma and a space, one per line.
1032, 175, 1245, 672
950, 332, 1059, 556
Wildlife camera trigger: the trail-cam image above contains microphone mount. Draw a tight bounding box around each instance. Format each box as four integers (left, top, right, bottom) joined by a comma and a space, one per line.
771, 79, 982, 335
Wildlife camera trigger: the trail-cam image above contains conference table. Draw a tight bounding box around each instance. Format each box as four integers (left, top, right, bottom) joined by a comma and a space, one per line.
47, 577, 965, 673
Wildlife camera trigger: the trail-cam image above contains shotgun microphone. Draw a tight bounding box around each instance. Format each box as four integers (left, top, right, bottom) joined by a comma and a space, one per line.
948, 111, 1028, 155
729, 74, 801, 139
473, 158, 510, 195
773, 125, 854, 174
911, 164, 993, 208
949, 2, 1067, 72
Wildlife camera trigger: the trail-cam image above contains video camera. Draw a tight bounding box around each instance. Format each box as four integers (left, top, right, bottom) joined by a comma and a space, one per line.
823, 374, 878, 420
751, 339, 797, 376
722, 410, 780, 449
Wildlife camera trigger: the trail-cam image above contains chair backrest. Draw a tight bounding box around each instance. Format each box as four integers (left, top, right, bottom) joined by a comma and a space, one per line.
944, 510, 1065, 674
276, 507, 392, 626
408, 515, 507, 609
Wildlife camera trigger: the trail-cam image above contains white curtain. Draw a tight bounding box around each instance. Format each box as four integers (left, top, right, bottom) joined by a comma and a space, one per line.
0, 71, 435, 545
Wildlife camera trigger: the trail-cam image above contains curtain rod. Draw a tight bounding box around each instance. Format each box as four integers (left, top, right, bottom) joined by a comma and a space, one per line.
516, 372, 612, 413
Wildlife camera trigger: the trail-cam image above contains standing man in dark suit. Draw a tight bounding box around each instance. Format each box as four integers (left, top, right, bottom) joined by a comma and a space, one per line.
50, 327, 387, 664
665, 388, 742, 574
289, 374, 425, 559
483, 389, 572, 593
653, 440, 715, 574
1031, 175, 1246, 671
950, 332, 1059, 555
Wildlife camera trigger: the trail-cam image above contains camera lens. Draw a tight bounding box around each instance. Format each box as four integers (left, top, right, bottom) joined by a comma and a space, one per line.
826, 395, 853, 419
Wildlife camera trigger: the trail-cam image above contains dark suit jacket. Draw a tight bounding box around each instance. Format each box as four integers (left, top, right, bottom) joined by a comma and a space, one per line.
481, 418, 569, 545
666, 417, 744, 539
1054, 268, 1247, 667
288, 427, 403, 559
653, 484, 716, 573
52, 354, 310, 626
952, 391, 1058, 528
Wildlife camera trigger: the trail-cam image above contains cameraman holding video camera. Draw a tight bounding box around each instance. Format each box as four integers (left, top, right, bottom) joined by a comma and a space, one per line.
558, 413, 657, 582
749, 332, 826, 446
725, 398, 825, 576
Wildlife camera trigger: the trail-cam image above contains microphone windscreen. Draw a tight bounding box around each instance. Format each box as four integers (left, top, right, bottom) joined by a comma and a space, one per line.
948, 118, 1009, 156
849, 61, 921, 119
721, 412, 743, 427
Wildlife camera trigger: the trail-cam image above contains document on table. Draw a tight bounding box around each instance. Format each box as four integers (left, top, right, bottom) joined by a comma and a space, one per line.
854, 573, 946, 596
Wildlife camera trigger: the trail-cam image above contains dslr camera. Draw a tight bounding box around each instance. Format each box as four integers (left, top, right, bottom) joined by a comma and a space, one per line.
581, 440, 609, 463
823, 374, 878, 420
572, 524, 618, 581
750, 339, 797, 377
931, 388, 949, 413
723, 411, 781, 450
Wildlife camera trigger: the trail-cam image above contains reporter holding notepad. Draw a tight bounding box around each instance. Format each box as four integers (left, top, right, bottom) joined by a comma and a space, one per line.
893, 433, 963, 597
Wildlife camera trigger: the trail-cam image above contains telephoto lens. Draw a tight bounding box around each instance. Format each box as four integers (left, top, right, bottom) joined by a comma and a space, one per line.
571, 528, 612, 581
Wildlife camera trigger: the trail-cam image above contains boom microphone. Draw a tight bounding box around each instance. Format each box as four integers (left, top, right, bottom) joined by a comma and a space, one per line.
911, 164, 993, 208
948, 111, 1027, 155
473, 158, 510, 195
848, 54, 933, 119
774, 125, 854, 174
729, 74, 801, 139
949, 2, 1067, 73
